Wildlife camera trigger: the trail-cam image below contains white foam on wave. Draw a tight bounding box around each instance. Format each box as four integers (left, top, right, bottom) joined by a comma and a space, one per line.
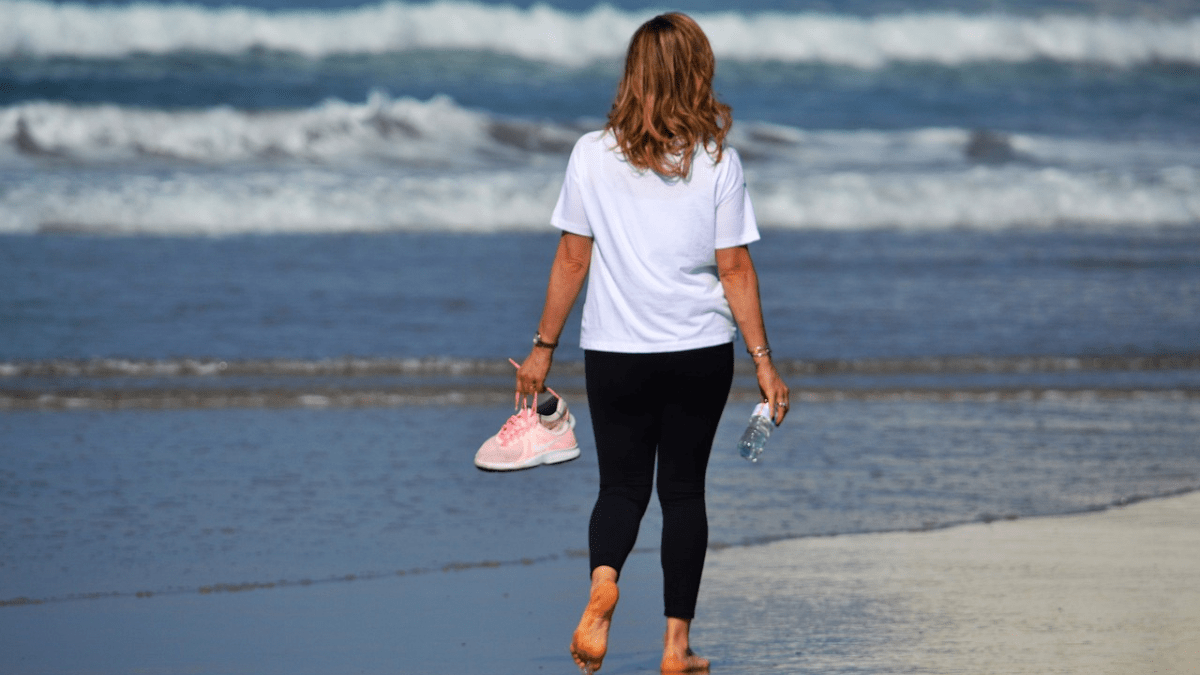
0, 92, 581, 166
735, 125, 1200, 230
0, 165, 570, 234
3, 96, 1197, 235
749, 164, 1200, 231
733, 125, 1200, 174
2, 160, 1196, 235
7, 94, 1197, 171
2, 0, 1199, 67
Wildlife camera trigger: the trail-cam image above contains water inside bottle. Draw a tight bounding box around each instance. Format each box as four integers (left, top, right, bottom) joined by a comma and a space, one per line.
738, 402, 772, 463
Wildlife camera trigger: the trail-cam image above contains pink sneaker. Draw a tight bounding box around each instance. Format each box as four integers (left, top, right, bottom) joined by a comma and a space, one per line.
475, 391, 580, 471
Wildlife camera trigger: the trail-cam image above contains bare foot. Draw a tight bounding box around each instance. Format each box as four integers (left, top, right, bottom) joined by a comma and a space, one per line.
570, 577, 619, 673
661, 617, 709, 673
661, 647, 710, 673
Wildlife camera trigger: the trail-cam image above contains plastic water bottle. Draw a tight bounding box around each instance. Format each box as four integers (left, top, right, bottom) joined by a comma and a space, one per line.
737, 402, 773, 463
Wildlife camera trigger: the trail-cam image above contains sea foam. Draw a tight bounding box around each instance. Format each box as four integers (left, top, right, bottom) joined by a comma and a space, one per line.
6, 95, 1197, 171
2, 0, 1199, 67
0, 92, 580, 166
3, 95, 1197, 234
2, 161, 1195, 235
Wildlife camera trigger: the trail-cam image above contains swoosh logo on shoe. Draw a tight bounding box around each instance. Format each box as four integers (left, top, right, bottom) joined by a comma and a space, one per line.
531, 436, 570, 455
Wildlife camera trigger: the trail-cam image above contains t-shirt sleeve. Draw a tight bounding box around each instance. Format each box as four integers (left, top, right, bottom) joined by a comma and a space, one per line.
713, 148, 761, 249
550, 139, 593, 237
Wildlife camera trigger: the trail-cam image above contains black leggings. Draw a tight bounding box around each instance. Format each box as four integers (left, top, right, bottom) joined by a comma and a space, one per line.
584, 343, 734, 620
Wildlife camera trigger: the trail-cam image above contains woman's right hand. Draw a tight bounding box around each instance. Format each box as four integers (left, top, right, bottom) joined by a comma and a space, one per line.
755, 358, 790, 425
516, 347, 553, 399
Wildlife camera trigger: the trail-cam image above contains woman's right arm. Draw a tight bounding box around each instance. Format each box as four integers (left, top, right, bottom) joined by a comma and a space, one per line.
517, 232, 593, 395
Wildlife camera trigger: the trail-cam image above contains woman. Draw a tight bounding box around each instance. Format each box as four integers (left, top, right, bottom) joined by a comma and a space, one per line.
515, 13, 789, 673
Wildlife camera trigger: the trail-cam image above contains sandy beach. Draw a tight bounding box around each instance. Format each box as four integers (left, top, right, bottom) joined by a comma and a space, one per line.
2, 489, 1195, 675
697, 490, 1200, 675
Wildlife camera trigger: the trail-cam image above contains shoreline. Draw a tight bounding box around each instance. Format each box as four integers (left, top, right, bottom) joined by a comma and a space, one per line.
2, 490, 1197, 674
4, 487, 1193, 611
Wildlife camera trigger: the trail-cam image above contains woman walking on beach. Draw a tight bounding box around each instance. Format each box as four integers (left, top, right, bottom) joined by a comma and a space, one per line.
515, 13, 789, 673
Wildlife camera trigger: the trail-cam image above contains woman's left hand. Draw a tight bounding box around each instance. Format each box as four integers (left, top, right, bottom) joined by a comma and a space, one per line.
755, 358, 790, 425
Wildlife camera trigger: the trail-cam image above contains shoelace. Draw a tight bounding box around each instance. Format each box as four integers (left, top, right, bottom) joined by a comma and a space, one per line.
495, 358, 564, 446
508, 357, 562, 413
497, 407, 538, 445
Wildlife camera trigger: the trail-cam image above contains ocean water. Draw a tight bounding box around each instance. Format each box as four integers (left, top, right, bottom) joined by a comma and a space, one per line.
3, 0, 1200, 234
2, 0, 1200, 617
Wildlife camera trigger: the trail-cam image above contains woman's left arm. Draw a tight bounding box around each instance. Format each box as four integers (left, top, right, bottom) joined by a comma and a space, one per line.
517, 232, 593, 395
716, 244, 790, 425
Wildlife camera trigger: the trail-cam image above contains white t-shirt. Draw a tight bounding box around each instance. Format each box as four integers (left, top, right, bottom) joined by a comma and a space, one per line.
551, 129, 760, 353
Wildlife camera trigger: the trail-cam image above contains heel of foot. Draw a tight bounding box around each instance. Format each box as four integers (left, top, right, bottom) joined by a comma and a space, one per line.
571, 579, 619, 673
588, 578, 619, 615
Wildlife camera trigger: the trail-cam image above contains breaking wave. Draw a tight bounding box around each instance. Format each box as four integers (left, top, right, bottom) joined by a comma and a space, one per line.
0, 93, 583, 166
2, 94, 1198, 234
3, 0, 1199, 68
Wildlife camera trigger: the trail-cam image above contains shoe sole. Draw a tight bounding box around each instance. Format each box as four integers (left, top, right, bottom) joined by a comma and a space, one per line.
475, 445, 581, 472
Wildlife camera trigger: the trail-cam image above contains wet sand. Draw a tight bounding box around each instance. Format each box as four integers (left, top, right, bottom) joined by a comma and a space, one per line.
698, 490, 1200, 674
2, 491, 1196, 674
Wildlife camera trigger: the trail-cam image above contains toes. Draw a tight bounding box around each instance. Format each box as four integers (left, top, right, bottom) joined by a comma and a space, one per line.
571, 652, 598, 675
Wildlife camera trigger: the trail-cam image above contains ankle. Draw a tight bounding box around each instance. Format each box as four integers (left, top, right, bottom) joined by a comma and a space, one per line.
663, 617, 693, 650
591, 565, 618, 587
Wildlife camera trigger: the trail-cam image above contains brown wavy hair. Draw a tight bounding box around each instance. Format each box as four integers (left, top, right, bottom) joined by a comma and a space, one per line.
605, 13, 732, 179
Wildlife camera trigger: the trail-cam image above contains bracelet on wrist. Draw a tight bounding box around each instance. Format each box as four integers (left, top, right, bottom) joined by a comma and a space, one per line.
747, 345, 771, 359
533, 333, 559, 350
